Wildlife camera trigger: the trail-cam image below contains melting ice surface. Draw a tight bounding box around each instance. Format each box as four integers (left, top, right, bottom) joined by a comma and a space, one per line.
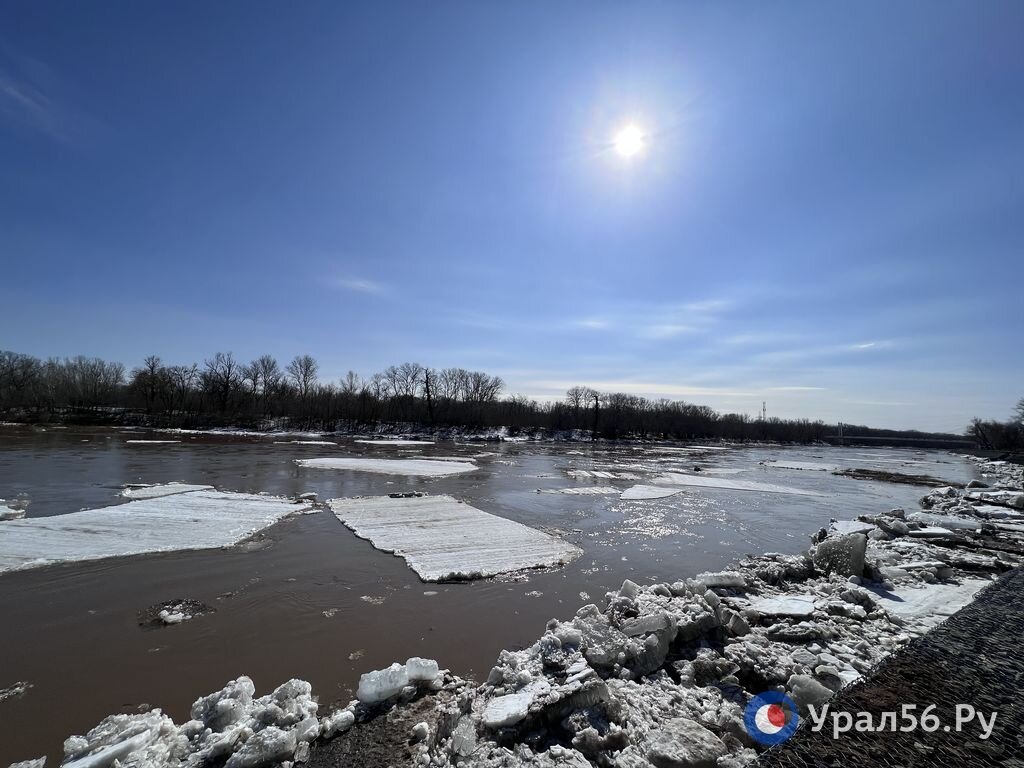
0, 488, 312, 574
328, 494, 582, 581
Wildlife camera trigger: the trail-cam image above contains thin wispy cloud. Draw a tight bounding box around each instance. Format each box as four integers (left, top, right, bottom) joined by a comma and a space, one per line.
568, 298, 735, 341
768, 386, 828, 391
574, 317, 610, 330
641, 323, 697, 339
333, 277, 386, 295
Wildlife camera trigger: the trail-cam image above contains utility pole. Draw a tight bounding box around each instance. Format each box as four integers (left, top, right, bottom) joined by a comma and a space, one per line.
762, 401, 766, 422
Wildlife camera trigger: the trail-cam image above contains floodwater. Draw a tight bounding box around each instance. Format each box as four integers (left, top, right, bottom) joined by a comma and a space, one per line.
0, 426, 978, 764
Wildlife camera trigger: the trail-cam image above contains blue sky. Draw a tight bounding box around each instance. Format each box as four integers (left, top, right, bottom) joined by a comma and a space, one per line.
2, 2, 1022, 432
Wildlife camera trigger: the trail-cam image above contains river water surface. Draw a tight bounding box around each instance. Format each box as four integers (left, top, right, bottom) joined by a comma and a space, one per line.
0, 426, 978, 764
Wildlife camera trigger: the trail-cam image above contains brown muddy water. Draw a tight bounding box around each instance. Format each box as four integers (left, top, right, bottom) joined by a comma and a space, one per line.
0, 426, 978, 764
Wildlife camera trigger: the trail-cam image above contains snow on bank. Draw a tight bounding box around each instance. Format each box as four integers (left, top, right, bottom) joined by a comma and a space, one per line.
0, 490, 312, 574
296, 457, 477, 477
651, 471, 826, 496
328, 494, 582, 581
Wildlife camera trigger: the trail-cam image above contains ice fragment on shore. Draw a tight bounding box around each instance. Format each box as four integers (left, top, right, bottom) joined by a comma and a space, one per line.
907, 511, 981, 531
329, 495, 581, 581
696, 571, 746, 588
750, 595, 816, 618
829, 520, 876, 536
357, 663, 409, 704
297, 457, 476, 477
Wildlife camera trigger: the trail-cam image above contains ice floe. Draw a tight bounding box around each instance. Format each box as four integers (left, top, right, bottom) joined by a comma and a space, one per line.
542, 487, 620, 495
354, 439, 436, 445
0, 500, 26, 521
652, 472, 825, 496
296, 457, 477, 477
0, 490, 312, 574
328, 494, 581, 581
620, 485, 684, 501
125, 439, 182, 444
762, 460, 838, 471
121, 483, 215, 500
273, 440, 339, 446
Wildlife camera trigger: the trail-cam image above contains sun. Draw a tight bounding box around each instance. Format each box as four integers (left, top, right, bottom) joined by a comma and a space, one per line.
614, 124, 645, 158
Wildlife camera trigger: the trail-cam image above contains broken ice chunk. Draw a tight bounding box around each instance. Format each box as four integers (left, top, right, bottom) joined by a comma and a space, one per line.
356, 663, 409, 704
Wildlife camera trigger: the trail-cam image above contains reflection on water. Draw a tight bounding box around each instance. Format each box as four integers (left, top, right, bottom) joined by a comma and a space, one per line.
0, 426, 976, 764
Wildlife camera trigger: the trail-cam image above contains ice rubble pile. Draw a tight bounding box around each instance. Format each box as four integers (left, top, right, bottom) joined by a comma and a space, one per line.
407, 458, 1024, 768
47, 658, 448, 768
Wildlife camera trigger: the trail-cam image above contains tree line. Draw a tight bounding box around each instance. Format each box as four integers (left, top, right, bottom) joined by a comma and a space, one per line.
0, 349, 997, 445
967, 399, 1024, 452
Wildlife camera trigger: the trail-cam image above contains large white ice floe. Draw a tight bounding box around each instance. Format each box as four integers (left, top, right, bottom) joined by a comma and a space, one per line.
296, 457, 476, 477
328, 494, 581, 581
125, 439, 182, 444
651, 472, 825, 496
0, 490, 312, 574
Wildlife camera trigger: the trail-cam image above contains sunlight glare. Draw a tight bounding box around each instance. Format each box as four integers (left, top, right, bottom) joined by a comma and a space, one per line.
614, 124, 645, 158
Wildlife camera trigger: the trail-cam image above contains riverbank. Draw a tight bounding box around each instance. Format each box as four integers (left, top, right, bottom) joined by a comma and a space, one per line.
28, 455, 1022, 767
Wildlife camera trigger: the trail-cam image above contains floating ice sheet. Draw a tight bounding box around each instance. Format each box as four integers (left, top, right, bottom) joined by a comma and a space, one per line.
125, 440, 182, 445
620, 485, 684, 501
652, 472, 824, 497
121, 483, 215, 500
296, 457, 476, 477
762, 460, 838, 471
354, 439, 436, 446
273, 440, 338, 446
328, 494, 581, 581
0, 490, 312, 574
543, 487, 620, 496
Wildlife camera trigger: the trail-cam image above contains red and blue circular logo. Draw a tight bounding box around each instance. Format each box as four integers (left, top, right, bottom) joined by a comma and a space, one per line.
744, 691, 799, 745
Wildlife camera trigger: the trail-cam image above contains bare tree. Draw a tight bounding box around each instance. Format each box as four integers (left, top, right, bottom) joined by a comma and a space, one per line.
286, 355, 319, 400
202, 352, 241, 412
